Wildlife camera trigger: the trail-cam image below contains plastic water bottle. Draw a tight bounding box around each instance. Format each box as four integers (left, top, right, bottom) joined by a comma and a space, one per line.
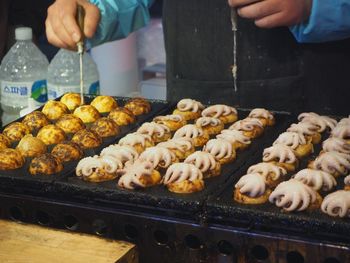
47, 49, 100, 100
0, 27, 49, 123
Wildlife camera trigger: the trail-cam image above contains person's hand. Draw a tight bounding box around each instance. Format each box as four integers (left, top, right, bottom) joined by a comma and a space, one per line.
228, 0, 312, 28
46, 0, 100, 49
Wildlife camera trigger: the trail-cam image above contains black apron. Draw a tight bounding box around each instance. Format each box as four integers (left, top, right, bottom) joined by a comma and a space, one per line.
0, 0, 9, 60
163, 0, 350, 115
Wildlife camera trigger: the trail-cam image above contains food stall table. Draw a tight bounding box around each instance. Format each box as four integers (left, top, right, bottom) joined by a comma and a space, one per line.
0, 219, 137, 263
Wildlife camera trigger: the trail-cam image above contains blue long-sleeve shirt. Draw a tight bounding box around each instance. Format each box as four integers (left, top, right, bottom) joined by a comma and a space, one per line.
87, 0, 350, 46
87, 0, 154, 47
290, 0, 350, 43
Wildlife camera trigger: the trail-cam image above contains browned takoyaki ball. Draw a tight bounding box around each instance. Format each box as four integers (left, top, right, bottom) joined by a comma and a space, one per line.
22, 111, 49, 132
60, 93, 82, 111
16, 135, 47, 158
37, 124, 66, 145
108, 107, 136, 126
90, 117, 121, 138
124, 97, 151, 116
71, 129, 102, 149
90, 95, 118, 113
0, 134, 11, 150
3, 122, 30, 142
29, 153, 63, 175
0, 148, 25, 170
56, 114, 85, 134
51, 141, 83, 162
42, 100, 69, 120
73, 105, 100, 123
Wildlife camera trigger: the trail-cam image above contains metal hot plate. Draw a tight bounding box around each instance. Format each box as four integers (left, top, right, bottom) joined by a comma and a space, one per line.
0, 96, 171, 195
206, 118, 350, 244
48, 109, 292, 220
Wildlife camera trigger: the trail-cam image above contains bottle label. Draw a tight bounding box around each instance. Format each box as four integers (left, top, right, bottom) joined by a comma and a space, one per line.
1, 80, 47, 108
89, 81, 100, 95
48, 80, 100, 99
1, 81, 29, 108
31, 80, 48, 106
47, 82, 80, 100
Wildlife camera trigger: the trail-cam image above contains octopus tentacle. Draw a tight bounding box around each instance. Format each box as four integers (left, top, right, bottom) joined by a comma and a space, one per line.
321, 190, 350, 217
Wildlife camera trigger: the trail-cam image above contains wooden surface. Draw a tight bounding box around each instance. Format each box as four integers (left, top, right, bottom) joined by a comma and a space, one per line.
0, 220, 137, 263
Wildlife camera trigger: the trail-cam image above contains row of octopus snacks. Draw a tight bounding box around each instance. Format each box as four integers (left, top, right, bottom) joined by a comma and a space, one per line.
234, 111, 350, 218
0, 94, 151, 175
76, 98, 275, 194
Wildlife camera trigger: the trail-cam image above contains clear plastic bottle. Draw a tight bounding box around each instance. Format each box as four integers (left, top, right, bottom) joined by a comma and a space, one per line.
0, 27, 49, 122
47, 49, 100, 100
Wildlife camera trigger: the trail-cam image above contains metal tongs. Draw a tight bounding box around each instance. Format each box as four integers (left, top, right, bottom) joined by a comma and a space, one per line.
76, 5, 85, 105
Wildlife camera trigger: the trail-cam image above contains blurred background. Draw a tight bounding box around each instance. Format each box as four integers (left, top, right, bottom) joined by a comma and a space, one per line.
1, 0, 166, 100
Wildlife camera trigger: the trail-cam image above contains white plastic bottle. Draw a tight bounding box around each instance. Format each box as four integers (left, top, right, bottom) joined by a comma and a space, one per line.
0, 27, 49, 123
47, 49, 100, 100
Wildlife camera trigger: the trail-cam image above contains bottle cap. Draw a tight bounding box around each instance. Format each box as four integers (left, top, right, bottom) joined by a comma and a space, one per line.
15, 27, 33, 41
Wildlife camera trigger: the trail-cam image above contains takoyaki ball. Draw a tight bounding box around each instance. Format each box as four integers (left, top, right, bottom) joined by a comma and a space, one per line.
90, 95, 118, 113
29, 153, 63, 175
173, 99, 204, 121
0, 143, 7, 150
73, 105, 100, 123
60, 93, 82, 111
90, 117, 121, 138
0, 134, 11, 149
16, 135, 47, 158
37, 125, 66, 145
108, 107, 136, 126
3, 122, 30, 142
71, 129, 102, 149
42, 100, 69, 120
51, 141, 83, 162
22, 111, 49, 132
0, 148, 25, 170
153, 114, 187, 132
56, 114, 85, 134
124, 97, 151, 116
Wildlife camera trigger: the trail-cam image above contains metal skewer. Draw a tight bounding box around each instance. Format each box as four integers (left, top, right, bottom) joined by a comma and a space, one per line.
231, 8, 238, 93
231, 8, 237, 32
76, 5, 85, 105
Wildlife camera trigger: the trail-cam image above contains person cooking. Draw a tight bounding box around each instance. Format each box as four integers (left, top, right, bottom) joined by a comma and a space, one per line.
45, 0, 154, 48
46, 0, 350, 115
228, 0, 350, 42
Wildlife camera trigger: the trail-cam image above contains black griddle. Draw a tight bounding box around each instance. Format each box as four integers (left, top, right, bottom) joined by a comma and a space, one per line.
206, 117, 350, 244
1, 99, 349, 262
46, 109, 292, 220
0, 96, 171, 196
